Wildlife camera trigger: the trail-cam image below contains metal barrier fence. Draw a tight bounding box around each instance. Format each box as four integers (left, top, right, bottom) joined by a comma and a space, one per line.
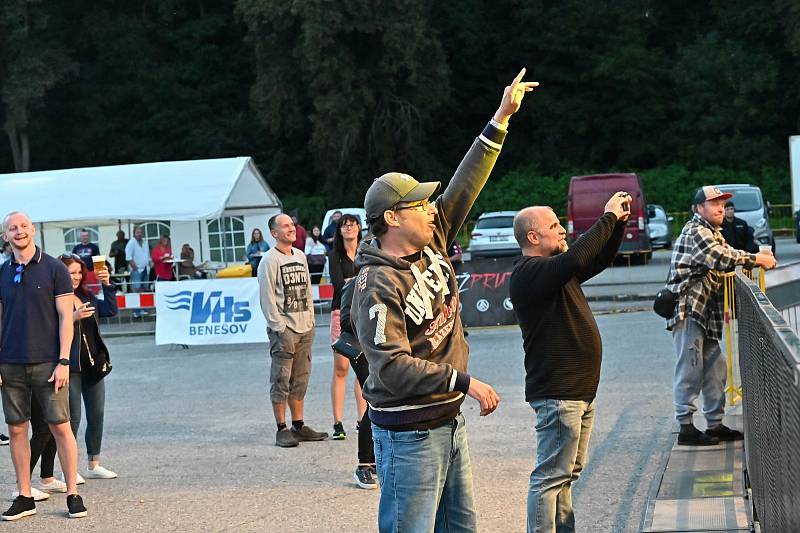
721, 268, 765, 407
735, 271, 800, 532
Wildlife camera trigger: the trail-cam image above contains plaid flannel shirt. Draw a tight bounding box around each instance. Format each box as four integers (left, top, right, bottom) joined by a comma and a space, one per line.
666, 213, 757, 339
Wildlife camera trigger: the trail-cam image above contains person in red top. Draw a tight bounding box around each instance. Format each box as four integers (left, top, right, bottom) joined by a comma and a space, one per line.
150, 235, 174, 281
291, 216, 307, 251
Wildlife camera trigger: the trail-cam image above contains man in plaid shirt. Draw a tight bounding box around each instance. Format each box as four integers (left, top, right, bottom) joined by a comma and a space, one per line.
666, 186, 776, 445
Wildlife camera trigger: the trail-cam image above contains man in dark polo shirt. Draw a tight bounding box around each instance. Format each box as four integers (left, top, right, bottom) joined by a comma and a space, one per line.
0, 211, 87, 521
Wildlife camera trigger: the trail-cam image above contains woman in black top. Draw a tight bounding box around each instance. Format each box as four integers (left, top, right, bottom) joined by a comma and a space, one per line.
55, 255, 118, 479
328, 215, 367, 444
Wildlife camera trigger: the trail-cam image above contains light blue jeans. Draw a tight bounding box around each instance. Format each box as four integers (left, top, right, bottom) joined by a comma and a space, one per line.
129, 268, 149, 317
372, 413, 476, 533
528, 399, 595, 533
671, 318, 726, 425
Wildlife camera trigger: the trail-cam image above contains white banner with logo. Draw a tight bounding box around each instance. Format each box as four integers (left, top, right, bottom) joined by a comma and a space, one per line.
155, 278, 267, 345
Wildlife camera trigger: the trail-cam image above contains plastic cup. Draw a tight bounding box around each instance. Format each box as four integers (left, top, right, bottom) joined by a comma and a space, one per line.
92, 255, 107, 272
758, 245, 772, 254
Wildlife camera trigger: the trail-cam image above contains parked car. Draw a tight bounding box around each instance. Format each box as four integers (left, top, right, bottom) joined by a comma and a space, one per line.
468, 211, 520, 257
714, 184, 774, 253
647, 204, 673, 249
568, 173, 652, 263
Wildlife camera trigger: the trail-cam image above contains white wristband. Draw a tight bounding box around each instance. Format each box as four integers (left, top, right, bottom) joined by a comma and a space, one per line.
490, 118, 508, 131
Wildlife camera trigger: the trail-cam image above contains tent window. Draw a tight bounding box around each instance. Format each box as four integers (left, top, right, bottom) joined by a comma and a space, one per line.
63, 227, 100, 253
133, 222, 171, 250
207, 216, 245, 263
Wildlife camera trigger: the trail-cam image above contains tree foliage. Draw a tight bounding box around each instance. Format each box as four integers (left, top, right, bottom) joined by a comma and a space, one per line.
1, 0, 800, 225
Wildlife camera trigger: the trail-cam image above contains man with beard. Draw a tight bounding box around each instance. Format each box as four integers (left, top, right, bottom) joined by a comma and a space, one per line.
509, 193, 631, 533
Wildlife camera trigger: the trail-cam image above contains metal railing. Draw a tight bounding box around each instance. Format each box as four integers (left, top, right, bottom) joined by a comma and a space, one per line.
735, 271, 800, 532
721, 269, 765, 407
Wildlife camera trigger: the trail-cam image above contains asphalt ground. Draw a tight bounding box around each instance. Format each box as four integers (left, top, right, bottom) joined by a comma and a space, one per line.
0, 311, 677, 532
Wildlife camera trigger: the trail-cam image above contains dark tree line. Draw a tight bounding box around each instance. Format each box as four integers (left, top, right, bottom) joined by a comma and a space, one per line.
2, 0, 800, 220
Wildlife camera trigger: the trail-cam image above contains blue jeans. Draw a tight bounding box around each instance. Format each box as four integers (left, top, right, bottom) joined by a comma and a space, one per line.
671, 319, 726, 425
372, 413, 476, 533
69, 372, 106, 460
528, 399, 595, 533
130, 267, 149, 291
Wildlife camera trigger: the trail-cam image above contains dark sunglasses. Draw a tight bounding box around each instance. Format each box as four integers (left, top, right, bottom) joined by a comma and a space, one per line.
13, 264, 23, 284
59, 253, 81, 261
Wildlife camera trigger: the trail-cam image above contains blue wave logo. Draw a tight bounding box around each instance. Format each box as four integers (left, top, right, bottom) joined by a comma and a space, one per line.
165, 290, 192, 311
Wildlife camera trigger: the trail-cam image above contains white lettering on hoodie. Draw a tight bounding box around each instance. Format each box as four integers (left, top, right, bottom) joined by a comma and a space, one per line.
404, 248, 452, 326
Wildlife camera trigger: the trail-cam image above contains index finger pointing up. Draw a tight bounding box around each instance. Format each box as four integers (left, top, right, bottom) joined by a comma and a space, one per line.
512, 67, 526, 87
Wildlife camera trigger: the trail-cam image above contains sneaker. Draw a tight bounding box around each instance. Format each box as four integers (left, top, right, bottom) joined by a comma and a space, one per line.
332, 422, 346, 440
276, 428, 299, 448
38, 478, 67, 493
0, 434, 8, 445
1, 496, 35, 521
84, 465, 117, 479
59, 473, 86, 485
678, 424, 720, 446
291, 425, 328, 442
354, 465, 378, 490
10, 487, 49, 502
66, 494, 87, 518
706, 424, 744, 442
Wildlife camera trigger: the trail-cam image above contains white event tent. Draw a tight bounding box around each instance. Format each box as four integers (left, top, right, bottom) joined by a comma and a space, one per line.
0, 157, 282, 267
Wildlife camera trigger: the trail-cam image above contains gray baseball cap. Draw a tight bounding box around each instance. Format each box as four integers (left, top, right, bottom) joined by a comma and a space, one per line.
364, 172, 440, 222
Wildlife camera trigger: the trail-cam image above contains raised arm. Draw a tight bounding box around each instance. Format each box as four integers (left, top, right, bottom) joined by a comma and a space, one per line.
577, 192, 631, 282
439, 69, 539, 244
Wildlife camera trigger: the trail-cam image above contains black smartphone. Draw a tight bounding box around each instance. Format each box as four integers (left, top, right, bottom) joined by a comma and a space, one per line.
622, 201, 630, 212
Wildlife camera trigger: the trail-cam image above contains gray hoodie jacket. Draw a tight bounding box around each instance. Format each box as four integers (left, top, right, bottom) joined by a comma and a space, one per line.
351, 121, 507, 429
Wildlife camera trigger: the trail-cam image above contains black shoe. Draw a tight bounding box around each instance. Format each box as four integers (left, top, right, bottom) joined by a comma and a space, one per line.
67, 494, 87, 518
706, 424, 744, 442
291, 425, 328, 442
0, 433, 8, 445
678, 424, 720, 446
354, 465, 378, 490
1, 496, 36, 521
276, 428, 299, 448
332, 422, 346, 440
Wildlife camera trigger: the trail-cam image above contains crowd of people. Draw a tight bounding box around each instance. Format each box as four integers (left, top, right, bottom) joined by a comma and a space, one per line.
0, 68, 779, 531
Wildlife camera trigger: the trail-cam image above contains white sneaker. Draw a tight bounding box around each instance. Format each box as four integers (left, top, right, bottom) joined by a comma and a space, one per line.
37, 478, 67, 493
10, 487, 49, 501
60, 473, 86, 485
84, 465, 117, 479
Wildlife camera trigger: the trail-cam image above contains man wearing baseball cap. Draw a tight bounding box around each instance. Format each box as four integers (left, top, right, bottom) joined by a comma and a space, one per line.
665, 186, 776, 445
350, 68, 538, 531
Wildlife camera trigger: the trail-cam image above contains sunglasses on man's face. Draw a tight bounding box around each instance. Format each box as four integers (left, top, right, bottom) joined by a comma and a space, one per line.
13, 264, 23, 284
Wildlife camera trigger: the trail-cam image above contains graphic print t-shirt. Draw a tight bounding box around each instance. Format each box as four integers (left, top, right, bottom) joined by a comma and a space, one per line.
72, 243, 101, 271
257, 247, 315, 334
280, 262, 310, 314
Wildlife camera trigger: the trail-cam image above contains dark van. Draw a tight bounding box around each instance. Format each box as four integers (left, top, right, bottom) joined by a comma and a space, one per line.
567, 173, 652, 263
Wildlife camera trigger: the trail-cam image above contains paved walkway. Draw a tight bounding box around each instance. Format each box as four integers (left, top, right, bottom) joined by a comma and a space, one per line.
2, 311, 677, 532
641, 416, 752, 532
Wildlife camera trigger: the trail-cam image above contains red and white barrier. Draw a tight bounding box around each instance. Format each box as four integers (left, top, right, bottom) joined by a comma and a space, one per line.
115, 284, 334, 310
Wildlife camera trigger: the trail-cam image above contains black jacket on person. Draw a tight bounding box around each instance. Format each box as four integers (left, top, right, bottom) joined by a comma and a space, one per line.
69, 283, 117, 378
720, 217, 758, 253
